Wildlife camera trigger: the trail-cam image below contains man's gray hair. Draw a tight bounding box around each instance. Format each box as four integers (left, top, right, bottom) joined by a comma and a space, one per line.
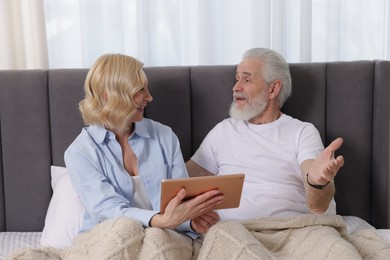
242, 48, 292, 108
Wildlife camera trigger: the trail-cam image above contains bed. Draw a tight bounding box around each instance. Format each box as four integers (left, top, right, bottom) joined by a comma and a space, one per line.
0, 61, 390, 258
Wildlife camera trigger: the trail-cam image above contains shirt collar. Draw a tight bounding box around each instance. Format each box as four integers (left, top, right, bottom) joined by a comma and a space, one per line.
88, 119, 151, 144
134, 119, 151, 139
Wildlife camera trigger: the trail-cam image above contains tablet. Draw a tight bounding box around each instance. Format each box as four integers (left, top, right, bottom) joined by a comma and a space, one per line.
160, 173, 245, 214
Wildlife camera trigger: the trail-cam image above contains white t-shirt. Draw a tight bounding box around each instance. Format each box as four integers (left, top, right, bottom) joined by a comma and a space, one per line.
132, 176, 153, 210
191, 114, 336, 221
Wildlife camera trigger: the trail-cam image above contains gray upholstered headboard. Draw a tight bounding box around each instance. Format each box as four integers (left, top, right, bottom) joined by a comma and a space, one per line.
0, 61, 389, 232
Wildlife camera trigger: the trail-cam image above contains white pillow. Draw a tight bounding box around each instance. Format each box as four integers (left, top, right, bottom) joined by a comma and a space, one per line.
40, 166, 85, 249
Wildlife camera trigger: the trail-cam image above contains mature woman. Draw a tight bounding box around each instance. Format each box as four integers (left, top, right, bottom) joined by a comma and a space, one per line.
63, 54, 222, 257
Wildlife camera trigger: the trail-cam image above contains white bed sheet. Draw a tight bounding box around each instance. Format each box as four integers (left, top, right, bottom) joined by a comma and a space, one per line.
377, 229, 390, 243
0, 232, 41, 259
1, 216, 389, 259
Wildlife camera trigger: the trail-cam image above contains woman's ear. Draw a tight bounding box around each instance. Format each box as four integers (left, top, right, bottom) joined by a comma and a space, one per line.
269, 80, 282, 99
104, 92, 108, 102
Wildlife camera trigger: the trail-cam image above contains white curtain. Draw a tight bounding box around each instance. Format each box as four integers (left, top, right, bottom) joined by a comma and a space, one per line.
0, 0, 48, 69
43, 0, 315, 67
2, 0, 389, 69
312, 0, 390, 62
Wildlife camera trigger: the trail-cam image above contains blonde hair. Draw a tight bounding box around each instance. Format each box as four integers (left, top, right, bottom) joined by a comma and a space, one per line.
80, 54, 144, 131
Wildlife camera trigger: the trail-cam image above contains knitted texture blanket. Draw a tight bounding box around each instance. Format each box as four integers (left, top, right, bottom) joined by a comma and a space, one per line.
6, 214, 390, 260
6, 218, 194, 260
198, 214, 390, 260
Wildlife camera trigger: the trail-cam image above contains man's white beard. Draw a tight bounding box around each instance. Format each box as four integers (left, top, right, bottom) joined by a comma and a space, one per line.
229, 91, 268, 121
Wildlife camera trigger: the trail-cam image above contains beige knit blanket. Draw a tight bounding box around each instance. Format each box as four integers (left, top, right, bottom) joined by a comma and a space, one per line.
6, 217, 197, 260
198, 214, 390, 260
6, 214, 390, 260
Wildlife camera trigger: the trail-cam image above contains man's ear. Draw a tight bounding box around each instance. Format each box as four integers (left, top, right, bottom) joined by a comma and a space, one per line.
269, 80, 282, 99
